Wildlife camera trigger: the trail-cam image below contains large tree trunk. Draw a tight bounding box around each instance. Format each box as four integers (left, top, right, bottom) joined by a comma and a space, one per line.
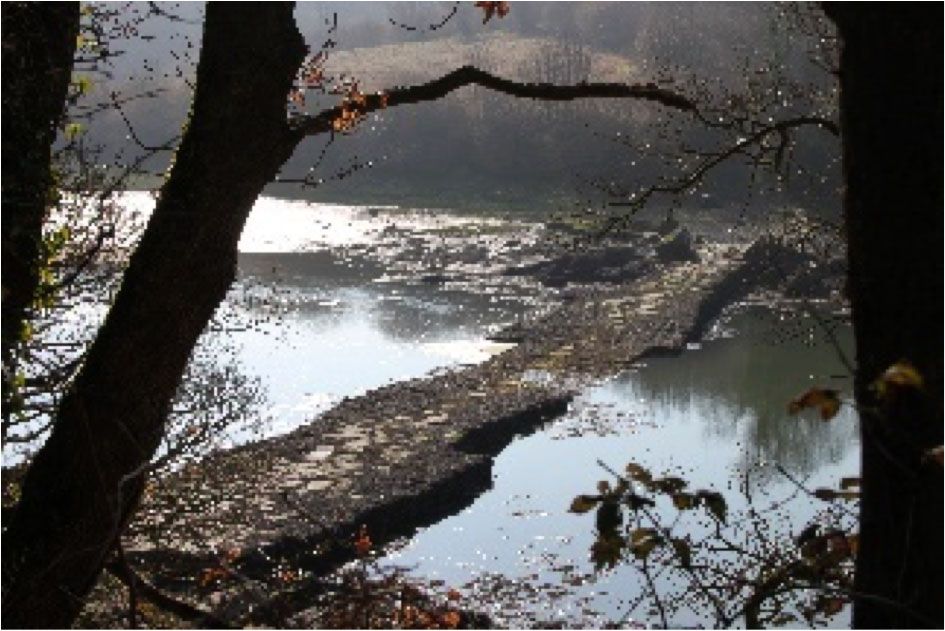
1, 3, 80, 421
1, 4, 306, 627
826, 5, 943, 628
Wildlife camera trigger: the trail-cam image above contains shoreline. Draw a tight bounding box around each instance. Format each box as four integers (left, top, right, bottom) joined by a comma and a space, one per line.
102, 236, 829, 626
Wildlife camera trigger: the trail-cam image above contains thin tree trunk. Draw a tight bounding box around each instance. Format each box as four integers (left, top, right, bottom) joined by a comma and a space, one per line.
826, 5, 943, 628
1, 3, 80, 421
1, 4, 306, 627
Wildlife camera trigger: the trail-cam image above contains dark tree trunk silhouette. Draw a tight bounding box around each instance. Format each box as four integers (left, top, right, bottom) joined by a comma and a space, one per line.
826, 5, 943, 628
1, 3, 80, 420
1, 4, 306, 626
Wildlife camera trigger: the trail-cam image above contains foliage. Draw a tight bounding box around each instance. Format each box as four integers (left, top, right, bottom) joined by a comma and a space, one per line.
571, 457, 858, 628
570, 358, 940, 627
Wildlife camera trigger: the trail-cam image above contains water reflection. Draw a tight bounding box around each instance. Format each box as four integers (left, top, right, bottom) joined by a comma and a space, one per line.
375, 307, 860, 628
626, 306, 857, 478
225, 251, 537, 443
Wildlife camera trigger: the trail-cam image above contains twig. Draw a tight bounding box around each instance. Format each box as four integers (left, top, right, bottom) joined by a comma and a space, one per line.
105, 553, 233, 628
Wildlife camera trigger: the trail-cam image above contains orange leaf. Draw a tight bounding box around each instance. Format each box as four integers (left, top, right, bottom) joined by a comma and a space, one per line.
354, 524, 372, 555
197, 566, 228, 587
289, 88, 305, 107
474, 1, 509, 24
788, 387, 841, 421
446, 588, 461, 601
441, 611, 461, 628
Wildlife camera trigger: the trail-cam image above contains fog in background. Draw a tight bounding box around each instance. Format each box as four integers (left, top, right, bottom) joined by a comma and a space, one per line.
73, 2, 839, 217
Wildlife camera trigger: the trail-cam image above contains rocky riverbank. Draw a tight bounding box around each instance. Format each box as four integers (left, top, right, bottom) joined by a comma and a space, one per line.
81, 229, 837, 627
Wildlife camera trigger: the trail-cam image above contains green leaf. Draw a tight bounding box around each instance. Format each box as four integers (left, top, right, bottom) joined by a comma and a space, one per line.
569, 494, 601, 514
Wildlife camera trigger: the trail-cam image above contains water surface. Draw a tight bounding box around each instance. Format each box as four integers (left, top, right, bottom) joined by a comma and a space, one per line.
376, 307, 858, 628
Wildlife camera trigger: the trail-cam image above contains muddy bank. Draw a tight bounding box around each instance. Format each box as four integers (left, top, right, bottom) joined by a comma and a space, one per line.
105, 235, 830, 626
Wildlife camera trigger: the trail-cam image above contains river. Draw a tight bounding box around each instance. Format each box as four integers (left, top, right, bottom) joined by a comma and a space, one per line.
8, 194, 857, 627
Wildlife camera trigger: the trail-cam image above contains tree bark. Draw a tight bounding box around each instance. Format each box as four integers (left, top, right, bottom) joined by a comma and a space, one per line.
826, 5, 943, 627
1, 3, 80, 421
1, 4, 306, 627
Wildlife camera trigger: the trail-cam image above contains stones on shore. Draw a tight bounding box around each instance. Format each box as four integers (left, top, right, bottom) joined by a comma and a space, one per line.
655, 227, 700, 263
504, 245, 653, 287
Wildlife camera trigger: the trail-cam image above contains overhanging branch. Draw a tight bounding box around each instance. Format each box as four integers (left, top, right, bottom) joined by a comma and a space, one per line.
290, 65, 700, 140
604, 115, 839, 226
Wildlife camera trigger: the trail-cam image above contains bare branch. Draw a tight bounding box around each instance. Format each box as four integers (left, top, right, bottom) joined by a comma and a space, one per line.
291, 65, 700, 140
104, 552, 233, 629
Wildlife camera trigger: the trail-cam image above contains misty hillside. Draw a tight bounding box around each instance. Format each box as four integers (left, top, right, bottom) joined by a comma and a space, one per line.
70, 2, 840, 216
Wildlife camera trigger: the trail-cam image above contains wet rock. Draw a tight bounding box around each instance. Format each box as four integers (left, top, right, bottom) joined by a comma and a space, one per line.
504, 245, 652, 287
784, 258, 847, 299
420, 273, 451, 285
657, 215, 680, 236
655, 228, 700, 263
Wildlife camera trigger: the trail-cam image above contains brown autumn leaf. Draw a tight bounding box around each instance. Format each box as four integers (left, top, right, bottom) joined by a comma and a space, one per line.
670, 537, 692, 568
197, 566, 229, 587
839, 476, 861, 490
441, 611, 461, 629
813, 487, 837, 501
650, 476, 687, 494
672, 492, 695, 510
696, 489, 727, 523
304, 66, 324, 87
624, 462, 652, 484
474, 1, 510, 24
628, 527, 662, 560
847, 533, 860, 556
354, 524, 372, 555
288, 88, 305, 107
788, 387, 842, 421
446, 588, 461, 601
826, 532, 852, 559
819, 596, 846, 617
569, 494, 601, 514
